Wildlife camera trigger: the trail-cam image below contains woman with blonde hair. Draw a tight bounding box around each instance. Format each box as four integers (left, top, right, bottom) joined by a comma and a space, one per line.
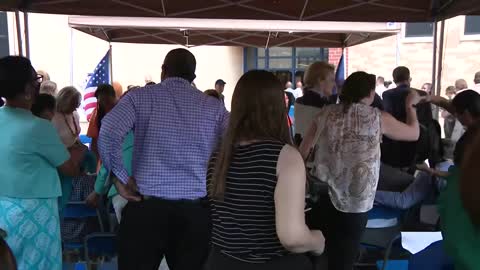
52, 86, 82, 147
294, 61, 336, 145
39, 80, 58, 96
52, 86, 96, 215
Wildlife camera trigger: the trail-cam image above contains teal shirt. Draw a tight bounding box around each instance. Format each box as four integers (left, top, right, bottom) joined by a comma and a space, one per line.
439, 166, 480, 270
59, 150, 97, 214
0, 107, 69, 198
94, 132, 134, 198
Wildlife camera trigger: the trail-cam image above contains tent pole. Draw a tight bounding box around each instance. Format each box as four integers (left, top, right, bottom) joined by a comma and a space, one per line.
14, 11, 23, 56
431, 19, 438, 93
436, 20, 445, 97
395, 30, 401, 66
24, 12, 30, 58
431, 19, 438, 119
70, 27, 74, 85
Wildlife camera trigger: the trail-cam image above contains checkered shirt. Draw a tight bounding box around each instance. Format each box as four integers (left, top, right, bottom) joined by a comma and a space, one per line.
98, 78, 229, 199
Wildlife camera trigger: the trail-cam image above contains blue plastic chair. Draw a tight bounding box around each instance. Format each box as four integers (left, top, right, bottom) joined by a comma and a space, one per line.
367, 205, 404, 228
63, 201, 105, 255
362, 206, 404, 249
84, 233, 117, 270
377, 260, 409, 270
63, 201, 105, 232
79, 135, 92, 145
356, 206, 405, 268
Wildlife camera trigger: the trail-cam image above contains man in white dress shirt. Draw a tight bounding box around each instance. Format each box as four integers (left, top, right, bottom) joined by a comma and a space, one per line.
375, 76, 387, 96
292, 81, 304, 99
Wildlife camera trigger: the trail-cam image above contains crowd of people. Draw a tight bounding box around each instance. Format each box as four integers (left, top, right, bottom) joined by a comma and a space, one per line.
0, 49, 479, 270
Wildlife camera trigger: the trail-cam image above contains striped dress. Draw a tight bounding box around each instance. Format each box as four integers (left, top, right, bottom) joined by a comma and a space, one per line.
208, 141, 287, 263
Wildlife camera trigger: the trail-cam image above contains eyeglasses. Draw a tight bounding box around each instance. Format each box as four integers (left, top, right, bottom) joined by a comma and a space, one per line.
34, 74, 44, 83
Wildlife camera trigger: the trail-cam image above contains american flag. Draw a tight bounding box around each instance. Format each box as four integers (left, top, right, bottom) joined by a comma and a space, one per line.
83, 49, 111, 121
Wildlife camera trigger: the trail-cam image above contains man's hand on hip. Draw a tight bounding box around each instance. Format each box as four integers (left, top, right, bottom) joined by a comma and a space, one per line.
114, 176, 141, 202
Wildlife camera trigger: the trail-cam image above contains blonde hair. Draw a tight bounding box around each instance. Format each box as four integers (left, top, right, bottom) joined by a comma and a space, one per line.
303, 61, 335, 89
446, 85, 456, 94
56, 86, 81, 113
39, 80, 57, 96
37, 70, 50, 81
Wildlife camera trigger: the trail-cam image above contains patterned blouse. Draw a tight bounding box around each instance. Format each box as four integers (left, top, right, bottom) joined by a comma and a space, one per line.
310, 103, 382, 213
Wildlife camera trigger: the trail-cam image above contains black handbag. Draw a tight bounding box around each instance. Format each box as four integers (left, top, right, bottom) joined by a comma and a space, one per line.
305, 145, 330, 206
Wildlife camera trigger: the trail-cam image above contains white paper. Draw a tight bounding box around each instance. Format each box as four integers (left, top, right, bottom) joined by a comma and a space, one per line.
401, 231, 443, 254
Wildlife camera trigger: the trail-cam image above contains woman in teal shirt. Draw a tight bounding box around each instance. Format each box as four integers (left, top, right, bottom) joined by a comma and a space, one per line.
86, 131, 134, 222
0, 56, 82, 270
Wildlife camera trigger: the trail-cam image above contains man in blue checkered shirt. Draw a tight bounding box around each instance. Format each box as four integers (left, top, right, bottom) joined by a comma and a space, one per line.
98, 48, 229, 270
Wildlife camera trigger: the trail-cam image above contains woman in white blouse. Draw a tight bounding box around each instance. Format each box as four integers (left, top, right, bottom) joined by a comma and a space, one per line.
52, 86, 82, 147
52, 86, 95, 216
299, 71, 422, 270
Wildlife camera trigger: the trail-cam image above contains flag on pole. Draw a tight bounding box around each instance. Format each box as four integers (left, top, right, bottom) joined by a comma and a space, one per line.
83, 49, 111, 121
335, 49, 346, 91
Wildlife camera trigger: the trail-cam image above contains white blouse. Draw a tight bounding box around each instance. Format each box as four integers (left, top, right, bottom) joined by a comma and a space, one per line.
51, 111, 80, 147
310, 103, 382, 213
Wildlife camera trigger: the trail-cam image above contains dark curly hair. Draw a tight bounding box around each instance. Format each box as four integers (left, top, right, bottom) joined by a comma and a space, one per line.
31, 94, 56, 118
339, 71, 376, 111
452, 90, 480, 118
0, 56, 35, 100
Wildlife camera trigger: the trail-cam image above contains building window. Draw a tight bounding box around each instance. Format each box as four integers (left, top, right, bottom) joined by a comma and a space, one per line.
0, 12, 9, 57
296, 48, 325, 69
257, 47, 267, 69
257, 58, 266, 69
405, 22, 433, 38
243, 47, 327, 85
267, 47, 293, 69
465, 16, 480, 35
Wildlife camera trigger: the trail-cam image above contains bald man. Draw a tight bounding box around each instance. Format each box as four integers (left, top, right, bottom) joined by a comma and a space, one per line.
455, 79, 469, 93
99, 48, 229, 270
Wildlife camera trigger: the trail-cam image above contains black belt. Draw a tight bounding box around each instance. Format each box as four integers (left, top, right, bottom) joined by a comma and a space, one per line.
141, 195, 206, 204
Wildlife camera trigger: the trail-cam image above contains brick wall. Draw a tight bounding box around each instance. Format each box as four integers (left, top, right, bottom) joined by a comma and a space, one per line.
328, 47, 348, 75
328, 48, 342, 65
347, 16, 480, 94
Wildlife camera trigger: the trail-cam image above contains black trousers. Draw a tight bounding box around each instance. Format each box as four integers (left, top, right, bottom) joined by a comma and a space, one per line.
118, 197, 211, 270
306, 195, 368, 270
204, 248, 313, 270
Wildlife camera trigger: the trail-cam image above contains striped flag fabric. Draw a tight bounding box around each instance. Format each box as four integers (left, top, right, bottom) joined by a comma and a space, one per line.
83, 49, 111, 121
335, 49, 346, 88
329, 49, 346, 104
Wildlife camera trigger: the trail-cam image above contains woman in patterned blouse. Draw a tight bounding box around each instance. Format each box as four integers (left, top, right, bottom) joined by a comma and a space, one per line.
300, 71, 423, 270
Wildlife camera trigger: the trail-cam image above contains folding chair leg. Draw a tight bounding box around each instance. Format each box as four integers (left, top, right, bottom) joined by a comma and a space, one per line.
382, 234, 402, 270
